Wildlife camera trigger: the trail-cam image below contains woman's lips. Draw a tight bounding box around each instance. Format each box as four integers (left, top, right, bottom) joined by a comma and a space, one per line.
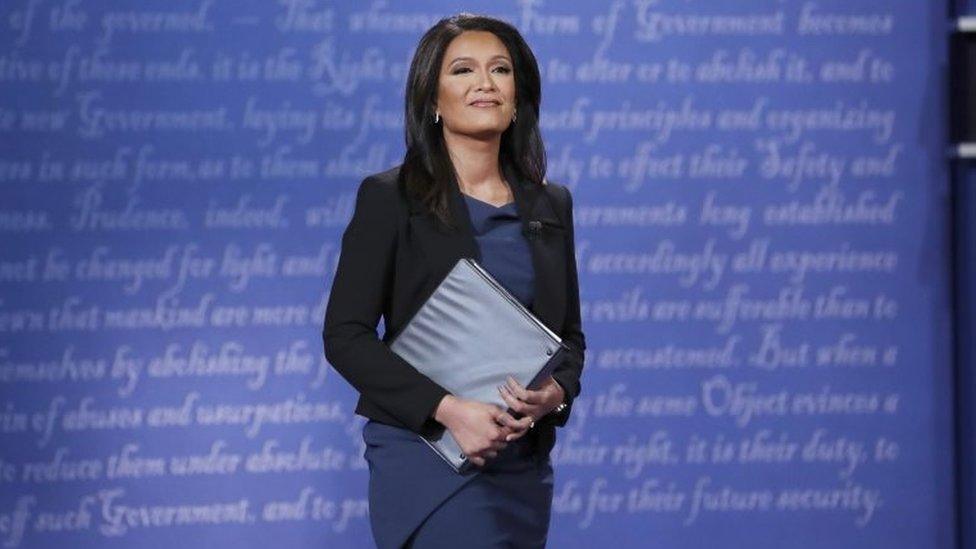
470, 101, 500, 107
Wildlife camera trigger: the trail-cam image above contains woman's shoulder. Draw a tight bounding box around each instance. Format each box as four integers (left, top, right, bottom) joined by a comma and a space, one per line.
353, 164, 407, 213
540, 179, 574, 221
358, 164, 402, 195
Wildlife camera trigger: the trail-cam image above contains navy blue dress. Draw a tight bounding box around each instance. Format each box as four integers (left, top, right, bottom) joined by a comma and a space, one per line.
361, 193, 554, 548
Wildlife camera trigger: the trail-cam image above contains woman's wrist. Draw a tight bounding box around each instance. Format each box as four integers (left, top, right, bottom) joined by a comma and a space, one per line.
553, 378, 566, 402
433, 394, 459, 427
548, 379, 567, 415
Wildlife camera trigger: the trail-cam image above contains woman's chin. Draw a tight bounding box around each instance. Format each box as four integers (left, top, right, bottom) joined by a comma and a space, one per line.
451, 122, 509, 139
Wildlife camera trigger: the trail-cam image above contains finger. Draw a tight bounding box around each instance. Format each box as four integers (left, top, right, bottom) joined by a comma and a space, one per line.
497, 385, 525, 413
507, 376, 543, 405
494, 412, 520, 431
493, 410, 512, 426
504, 416, 533, 440
505, 376, 527, 400
492, 409, 509, 426
506, 429, 527, 442
493, 409, 518, 432
492, 422, 513, 438
501, 386, 541, 417
508, 414, 532, 431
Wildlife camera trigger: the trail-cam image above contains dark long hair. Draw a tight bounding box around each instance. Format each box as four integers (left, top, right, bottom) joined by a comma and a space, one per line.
400, 13, 546, 230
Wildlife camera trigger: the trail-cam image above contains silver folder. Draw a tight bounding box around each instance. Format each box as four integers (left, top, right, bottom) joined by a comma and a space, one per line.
388, 257, 567, 473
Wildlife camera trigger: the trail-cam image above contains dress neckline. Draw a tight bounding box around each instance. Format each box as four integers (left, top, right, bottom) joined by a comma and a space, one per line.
461, 193, 514, 210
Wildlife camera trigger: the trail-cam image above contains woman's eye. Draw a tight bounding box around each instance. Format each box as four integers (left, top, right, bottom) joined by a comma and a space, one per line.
451, 66, 511, 75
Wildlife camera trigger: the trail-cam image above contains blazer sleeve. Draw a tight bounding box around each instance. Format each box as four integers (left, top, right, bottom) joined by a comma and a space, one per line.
542, 184, 587, 428
322, 175, 451, 434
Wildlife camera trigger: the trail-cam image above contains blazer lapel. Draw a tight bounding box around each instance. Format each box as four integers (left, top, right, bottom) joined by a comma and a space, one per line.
405, 176, 480, 276
504, 164, 567, 333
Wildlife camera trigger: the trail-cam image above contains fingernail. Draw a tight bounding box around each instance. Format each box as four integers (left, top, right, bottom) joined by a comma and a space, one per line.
506, 434, 513, 441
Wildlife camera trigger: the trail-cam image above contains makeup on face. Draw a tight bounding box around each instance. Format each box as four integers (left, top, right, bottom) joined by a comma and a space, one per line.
436, 31, 517, 133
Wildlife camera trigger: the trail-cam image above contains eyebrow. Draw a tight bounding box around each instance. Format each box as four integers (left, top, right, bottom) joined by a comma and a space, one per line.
448, 55, 512, 65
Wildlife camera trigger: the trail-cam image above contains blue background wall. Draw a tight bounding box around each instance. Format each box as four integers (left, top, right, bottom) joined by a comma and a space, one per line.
0, 1, 957, 547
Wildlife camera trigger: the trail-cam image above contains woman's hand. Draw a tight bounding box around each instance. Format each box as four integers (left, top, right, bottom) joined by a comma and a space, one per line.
496, 375, 566, 442
434, 395, 532, 467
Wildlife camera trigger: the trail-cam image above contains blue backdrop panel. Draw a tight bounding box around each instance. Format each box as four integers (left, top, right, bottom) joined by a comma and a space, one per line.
0, 1, 955, 548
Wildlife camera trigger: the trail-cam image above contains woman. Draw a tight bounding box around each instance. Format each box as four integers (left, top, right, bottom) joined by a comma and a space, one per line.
322, 13, 586, 548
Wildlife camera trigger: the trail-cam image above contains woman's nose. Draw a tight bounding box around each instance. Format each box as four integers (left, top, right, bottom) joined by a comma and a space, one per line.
475, 68, 497, 91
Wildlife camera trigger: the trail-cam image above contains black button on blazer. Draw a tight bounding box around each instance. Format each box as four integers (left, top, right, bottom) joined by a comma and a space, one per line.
322, 162, 586, 458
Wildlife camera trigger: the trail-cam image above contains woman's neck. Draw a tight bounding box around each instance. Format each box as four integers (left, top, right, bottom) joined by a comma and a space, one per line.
442, 129, 504, 194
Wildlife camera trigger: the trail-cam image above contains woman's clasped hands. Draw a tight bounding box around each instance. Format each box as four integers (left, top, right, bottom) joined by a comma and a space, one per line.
434, 376, 566, 467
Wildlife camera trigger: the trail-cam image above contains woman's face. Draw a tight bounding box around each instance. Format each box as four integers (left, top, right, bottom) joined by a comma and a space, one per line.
435, 30, 517, 140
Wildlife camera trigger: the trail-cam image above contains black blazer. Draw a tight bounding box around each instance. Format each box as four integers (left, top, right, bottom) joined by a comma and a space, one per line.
322, 162, 586, 457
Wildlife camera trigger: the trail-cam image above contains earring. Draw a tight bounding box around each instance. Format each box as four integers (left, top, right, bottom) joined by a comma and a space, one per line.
512, 109, 517, 122
434, 111, 440, 124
